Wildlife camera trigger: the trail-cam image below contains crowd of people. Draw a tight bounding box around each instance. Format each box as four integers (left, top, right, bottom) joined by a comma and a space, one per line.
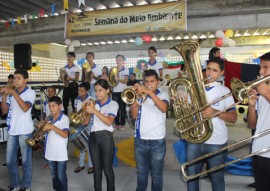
0, 47, 270, 191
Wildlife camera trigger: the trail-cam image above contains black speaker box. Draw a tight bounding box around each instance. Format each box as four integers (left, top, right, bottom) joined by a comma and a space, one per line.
14, 43, 32, 70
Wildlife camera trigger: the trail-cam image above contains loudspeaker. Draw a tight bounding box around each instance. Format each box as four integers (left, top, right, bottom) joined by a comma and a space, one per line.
14, 43, 32, 70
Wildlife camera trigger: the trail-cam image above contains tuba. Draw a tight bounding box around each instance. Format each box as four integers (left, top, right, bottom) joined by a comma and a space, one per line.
59, 68, 69, 87
108, 67, 118, 87
82, 62, 92, 83
169, 40, 213, 143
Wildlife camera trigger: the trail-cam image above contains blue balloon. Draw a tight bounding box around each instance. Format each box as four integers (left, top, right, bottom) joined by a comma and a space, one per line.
77, 58, 86, 67
252, 58, 260, 64
9, 61, 14, 68
135, 37, 143, 46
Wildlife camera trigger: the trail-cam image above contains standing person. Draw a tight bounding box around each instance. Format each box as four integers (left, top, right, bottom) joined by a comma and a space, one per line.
73, 82, 94, 174
247, 52, 270, 191
43, 86, 57, 117
85, 52, 102, 99
62, 52, 80, 115
7, 74, 15, 88
43, 96, 69, 191
85, 79, 119, 191
130, 69, 170, 191
147, 46, 163, 79
186, 58, 237, 191
112, 55, 129, 130
127, 73, 139, 86
1, 70, 36, 191
101, 66, 109, 81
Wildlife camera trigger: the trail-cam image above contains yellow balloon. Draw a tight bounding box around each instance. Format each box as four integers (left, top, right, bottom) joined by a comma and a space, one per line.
225, 29, 234, 37
6, 66, 11, 71
134, 68, 140, 73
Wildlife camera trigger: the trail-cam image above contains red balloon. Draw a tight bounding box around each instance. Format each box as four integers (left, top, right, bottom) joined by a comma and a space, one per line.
215, 38, 223, 47
142, 35, 152, 43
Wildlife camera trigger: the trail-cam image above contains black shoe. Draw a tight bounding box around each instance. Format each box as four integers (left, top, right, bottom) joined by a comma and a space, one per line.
2, 162, 7, 167
19, 188, 31, 191
247, 182, 256, 189
74, 166, 85, 173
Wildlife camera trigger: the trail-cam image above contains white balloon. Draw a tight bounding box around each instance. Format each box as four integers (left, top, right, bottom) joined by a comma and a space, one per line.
227, 38, 236, 47
68, 45, 74, 52
72, 40, 80, 47
215, 30, 225, 38
65, 39, 71, 45
222, 36, 230, 44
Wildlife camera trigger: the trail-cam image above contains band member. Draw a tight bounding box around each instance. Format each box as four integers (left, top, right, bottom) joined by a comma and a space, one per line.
147, 46, 163, 79
1, 70, 36, 191
62, 52, 80, 115
44, 86, 58, 117
112, 55, 129, 130
130, 69, 169, 191
73, 82, 94, 174
248, 52, 270, 191
43, 96, 69, 191
85, 79, 119, 191
186, 58, 237, 191
85, 52, 102, 99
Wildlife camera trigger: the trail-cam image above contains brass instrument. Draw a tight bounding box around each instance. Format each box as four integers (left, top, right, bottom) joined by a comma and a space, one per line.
69, 98, 95, 126
59, 68, 69, 87
170, 40, 213, 143
26, 114, 52, 147
109, 67, 118, 87
178, 75, 270, 135
82, 62, 91, 83
121, 88, 147, 105
0, 84, 16, 96
182, 128, 270, 181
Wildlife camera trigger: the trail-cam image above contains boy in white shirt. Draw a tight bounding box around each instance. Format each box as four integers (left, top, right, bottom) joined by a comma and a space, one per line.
1, 70, 36, 191
186, 58, 237, 191
43, 96, 69, 191
73, 82, 94, 174
130, 69, 170, 191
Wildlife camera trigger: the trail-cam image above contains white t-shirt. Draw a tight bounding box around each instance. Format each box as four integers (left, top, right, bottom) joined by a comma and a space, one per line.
90, 64, 102, 84
64, 64, 80, 82
75, 94, 92, 111
45, 113, 70, 161
204, 82, 235, 144
135, 89, 170, 140
91, 99, 119, 132
148, 59, 163, 77
113, 67, 129, 92
252, 96, 270, 158
6, 87, 36, 135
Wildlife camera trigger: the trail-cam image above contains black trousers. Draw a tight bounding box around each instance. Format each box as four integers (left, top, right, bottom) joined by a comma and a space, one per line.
252, 155, 270, 191
89, 131, 115, 191
112, 92, 126, 126
62, 82, 78, 115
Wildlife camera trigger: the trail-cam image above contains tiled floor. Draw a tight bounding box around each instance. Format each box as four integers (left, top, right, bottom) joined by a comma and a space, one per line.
0, 115, 255, 191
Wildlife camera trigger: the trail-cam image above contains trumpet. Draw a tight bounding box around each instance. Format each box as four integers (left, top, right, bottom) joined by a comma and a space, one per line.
69, 98, 95, 126
0, 84, 16, 96
121, 86, 147, 105
26, 114, 52, 147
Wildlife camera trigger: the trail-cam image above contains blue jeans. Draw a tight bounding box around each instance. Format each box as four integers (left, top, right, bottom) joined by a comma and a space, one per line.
6, 133, 33, 189
135, 138, 166, 191
79, 150, 93, 167
186, 142, 227, 191
48, 160, 68, 191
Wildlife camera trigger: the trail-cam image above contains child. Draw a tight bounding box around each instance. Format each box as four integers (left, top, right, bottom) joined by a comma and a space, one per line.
43, 86, 57, 117
1, 70, 36, 191
147, 46, 163, 79
130, 69, 170, 191
85, 79, 119, 191
112, 55, 129, 130
73, 82, 94, 174
43, 96, 70, 191
186, 57, 237, 191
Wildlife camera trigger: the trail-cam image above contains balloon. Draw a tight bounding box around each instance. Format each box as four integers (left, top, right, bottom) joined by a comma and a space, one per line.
253, 58, 260, 64
215, 30, 224, 38
9, 61, 14, 68
65, 39, 71, 45
77, 58, 86, 67
215, 38, 223, 47
142, 35, 152, 43
134, 68, 140, 73
72, 40, 80, 47
135, 37, 143, 46
227, 38, 236, 47
68, 45, 75, 52
222, 36, 230, 44
225, 29, 234, 37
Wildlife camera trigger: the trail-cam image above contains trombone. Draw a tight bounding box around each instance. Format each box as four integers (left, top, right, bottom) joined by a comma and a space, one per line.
176, 75, 270, 135
182, 128, 270, 181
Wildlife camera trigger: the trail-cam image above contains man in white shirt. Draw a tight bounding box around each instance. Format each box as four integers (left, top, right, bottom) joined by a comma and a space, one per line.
248, 52, 270, 191
85, 52, 102, 99
62, 52, 80, 115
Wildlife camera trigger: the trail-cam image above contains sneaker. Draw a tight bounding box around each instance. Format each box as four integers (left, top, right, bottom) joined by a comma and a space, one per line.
88, 167, 94, 174
74, 166, 85, 173
247, 182, 256, 189
2, 162, 7, 167
8, 187, 21, 191
19, 188, 31, 191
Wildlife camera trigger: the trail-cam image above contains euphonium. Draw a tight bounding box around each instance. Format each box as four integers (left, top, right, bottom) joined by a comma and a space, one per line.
169, 40, 213, 143
69, 98, 95, 126
26, 114, 52, 147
